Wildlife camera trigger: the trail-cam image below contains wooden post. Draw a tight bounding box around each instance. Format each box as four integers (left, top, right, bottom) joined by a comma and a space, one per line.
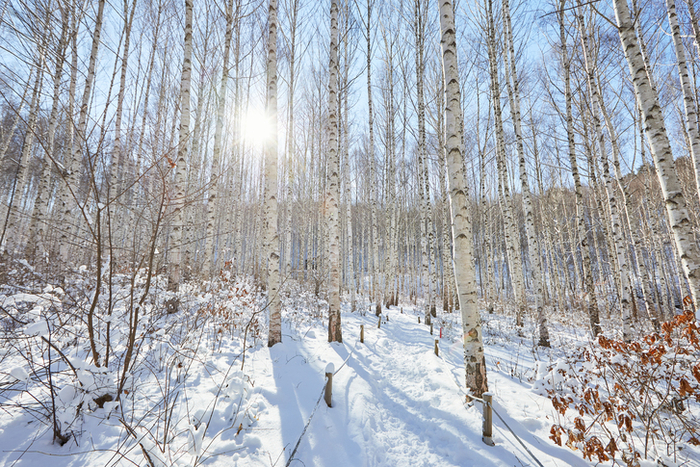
360, 324, 364, 343
434, 339, 439, 356
386, 314, 389, 321
324, 363, 334, 408
482, 392, 494, 446
377, 316, 381, 329
401, 307, 403, 314
430, 323, 433, 335
418, 316, 421, 324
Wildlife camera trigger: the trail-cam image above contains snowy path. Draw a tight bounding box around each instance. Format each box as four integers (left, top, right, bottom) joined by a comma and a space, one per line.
0, 302, 589, 467
249, 309, 587, 467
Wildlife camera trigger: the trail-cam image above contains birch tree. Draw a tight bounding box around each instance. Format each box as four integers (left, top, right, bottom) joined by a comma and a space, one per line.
575, 3, 635, 339
612, 0, 700, 317
484, 0, 526, 325
205, 0, 235, 277
167, 0, 193, 311
57, 0, 106, 268
666, 0, 700, 207
265, 0, 282, 346
327, 0, 342, 342
501, 0, 549, 344
559, 0, 600, 336
438, 0, 487, 397
26, 2, 71, 259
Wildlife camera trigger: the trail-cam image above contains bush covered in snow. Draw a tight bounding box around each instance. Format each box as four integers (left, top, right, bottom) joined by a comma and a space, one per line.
541, 309, 700, 465
0, 260, 268, 465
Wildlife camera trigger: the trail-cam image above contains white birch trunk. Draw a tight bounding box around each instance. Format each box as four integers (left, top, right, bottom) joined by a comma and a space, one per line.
59, 0, 106, 266
666, 0, 700, 207
502, 0, 549, 344
485, 0, 526, 324
205, 0, 234, 277
327, 0, 342, 342
613, 0, 700, 316
265, 0, 282, 346
284, 0, 299, 277
559, 0, 601, 335
575, 5, 635, 339
167, 0, 193, 308
438, 0, 488, 397
366, 0, 380, 312
26, 6, 69, 258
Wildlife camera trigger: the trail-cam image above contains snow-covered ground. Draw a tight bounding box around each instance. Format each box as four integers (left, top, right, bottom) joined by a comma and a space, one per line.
1, 275, 698, 466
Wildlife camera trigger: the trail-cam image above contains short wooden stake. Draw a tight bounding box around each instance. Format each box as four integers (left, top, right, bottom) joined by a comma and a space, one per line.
325, 372, 333, 407
377, 316, 381, 329
386, 314, 389, 322
482, 392, 494, 446
430, 323, 433, 335
434, 339, 439, 356
401, 307, 403, 314
418, 316, 421, 324
360, 325, 364, 343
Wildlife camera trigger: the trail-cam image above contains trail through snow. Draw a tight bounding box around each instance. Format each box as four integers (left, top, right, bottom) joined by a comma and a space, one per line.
247, 308, 588, 467
0, 301, 605, 467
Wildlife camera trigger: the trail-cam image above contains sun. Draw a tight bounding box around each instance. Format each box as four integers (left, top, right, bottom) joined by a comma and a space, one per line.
241, 108, 274, 146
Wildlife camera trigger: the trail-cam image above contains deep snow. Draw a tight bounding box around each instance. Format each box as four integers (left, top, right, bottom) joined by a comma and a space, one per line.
1, 285, 698, 466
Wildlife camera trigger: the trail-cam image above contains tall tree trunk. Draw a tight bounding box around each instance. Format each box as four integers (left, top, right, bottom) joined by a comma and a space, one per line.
613, 0, 700, 316
575, 4, 634, 339
366, 0, 380, 313
26, 4, 71, 259
167, 0, 193, 311
415, 0, 433, 322
438, 0, 488, 398
284, 0, 300, 277
266, 0, 282, 346
327, 0, 342, 342
485, 0, 526, 325
502, 0, 549, 345
205, 0, 235, 277
666, 0, 700, 207
59, 0, 106, 268
559, 0, 600, 336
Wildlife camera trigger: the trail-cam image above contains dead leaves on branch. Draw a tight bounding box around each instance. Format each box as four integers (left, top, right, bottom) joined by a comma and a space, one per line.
546, 310, 700, 464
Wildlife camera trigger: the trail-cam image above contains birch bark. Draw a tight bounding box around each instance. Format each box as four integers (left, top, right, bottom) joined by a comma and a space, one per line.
205, 0, 234, 277
559, 0, 600, 335
666, 0, 700, 207
485, 0, 526, 325
327, 0, 342, 342
502, 0, 549, 345
58, 0, 105, 266
438, 0, 487, 397
167, 0, 193, 310
415, 0, 433, 321
613, 0, 700, 316
575, 4, 635, 339
266, 0, 282, 346
26, 4, 70, 259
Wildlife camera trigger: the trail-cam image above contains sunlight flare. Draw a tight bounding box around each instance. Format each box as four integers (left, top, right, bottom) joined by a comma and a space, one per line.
241, 108, 274, 146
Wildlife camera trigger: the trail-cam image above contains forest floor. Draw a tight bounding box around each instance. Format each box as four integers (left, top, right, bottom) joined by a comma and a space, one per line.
0, 272, 698, 466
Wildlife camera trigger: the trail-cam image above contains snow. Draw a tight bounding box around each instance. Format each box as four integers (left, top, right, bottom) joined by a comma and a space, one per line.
25, 319, 49, 337
0, 282, 697, 467
10, 367, 29, 382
